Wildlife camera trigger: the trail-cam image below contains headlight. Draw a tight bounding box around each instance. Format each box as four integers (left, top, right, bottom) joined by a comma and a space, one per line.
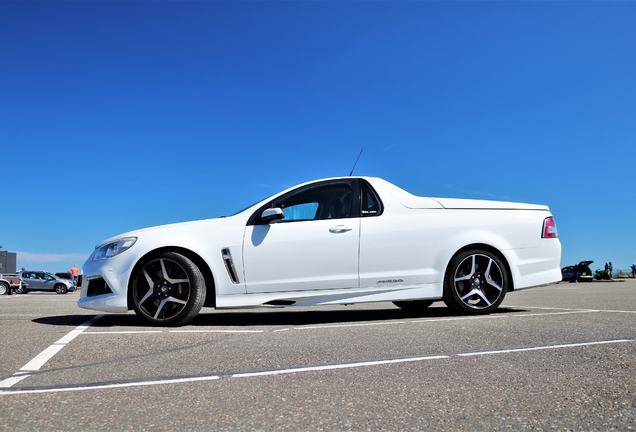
92, 237, 137, 261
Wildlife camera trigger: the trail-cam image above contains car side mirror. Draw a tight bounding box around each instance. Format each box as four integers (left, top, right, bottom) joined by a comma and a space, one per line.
260, 207, 284, 224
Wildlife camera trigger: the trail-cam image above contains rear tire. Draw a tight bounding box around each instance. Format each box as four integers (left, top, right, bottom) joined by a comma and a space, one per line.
443, 250, 508, 314
0, 282, 8, 296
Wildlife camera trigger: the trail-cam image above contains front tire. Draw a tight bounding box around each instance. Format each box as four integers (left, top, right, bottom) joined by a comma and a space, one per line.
131, 252, 206, 326
443, 250, 508, 314
0, 282, 8, 295
55, 284, 68, 294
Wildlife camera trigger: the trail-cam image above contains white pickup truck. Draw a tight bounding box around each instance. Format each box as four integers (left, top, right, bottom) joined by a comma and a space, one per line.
0, 274, 27, 295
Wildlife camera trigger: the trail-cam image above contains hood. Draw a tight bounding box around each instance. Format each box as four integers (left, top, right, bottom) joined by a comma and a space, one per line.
94, 215, 239, 249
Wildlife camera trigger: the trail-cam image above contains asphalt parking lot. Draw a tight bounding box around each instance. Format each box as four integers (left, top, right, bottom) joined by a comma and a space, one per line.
1, 280, 634, 431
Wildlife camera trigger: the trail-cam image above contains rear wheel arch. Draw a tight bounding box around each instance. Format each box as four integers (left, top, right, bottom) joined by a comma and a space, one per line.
127, 247, 216, 310
445, 243, 515, 292
443, 245, 511, 314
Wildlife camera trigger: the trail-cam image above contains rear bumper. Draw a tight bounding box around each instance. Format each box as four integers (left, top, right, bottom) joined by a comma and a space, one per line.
507, 238, 562, 290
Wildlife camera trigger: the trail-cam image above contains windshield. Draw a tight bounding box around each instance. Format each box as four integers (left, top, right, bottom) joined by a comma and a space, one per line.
230, 200, 264, 216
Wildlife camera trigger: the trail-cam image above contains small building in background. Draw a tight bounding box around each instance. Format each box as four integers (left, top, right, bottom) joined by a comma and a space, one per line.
0, 250, 17, 274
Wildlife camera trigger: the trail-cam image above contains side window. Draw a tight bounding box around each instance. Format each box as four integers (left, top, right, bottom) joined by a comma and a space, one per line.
361, 181, 383, 217
283, 202, 319, 221
275, 181, 353, 222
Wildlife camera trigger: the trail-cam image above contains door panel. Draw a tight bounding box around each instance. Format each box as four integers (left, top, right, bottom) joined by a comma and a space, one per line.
359, 213, 444, 288
243, 219, 360, 293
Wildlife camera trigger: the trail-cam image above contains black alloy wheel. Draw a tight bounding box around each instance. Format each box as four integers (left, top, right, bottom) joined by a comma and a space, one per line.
131, 252, 206, 326
443, 250, 508, 314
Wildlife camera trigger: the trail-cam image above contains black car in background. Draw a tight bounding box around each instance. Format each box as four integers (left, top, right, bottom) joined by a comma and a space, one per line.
561, 260, 594, 282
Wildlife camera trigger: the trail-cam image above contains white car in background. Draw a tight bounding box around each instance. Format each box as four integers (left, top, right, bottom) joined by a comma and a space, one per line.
78, 177, 561, 326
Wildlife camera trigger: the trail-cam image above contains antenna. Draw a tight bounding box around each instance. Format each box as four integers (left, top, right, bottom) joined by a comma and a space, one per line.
349, 149, 363, 176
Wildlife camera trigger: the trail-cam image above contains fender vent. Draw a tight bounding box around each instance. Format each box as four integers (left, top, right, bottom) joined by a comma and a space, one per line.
221, 248, 240, 284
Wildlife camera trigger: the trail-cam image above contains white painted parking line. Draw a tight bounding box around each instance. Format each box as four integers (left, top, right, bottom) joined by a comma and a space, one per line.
297, 321, 406, 330
80, 329, 265, 334
291, 309, 599, 331
83, 331, 163, 335
0, 314, 103, 389
2, 338, 632, 395
0, 375, 220, 395
514, 306, 636, 314
0, 375, 31, 388
21, 314, 103, 372
20, 344, 67, 371
458, 339, 634, 356
169, 330, 264, 333
232, 355, 449, 378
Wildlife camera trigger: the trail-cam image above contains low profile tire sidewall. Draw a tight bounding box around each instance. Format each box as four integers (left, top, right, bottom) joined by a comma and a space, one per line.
443, 249, 509, 314
131, 252, 206, 326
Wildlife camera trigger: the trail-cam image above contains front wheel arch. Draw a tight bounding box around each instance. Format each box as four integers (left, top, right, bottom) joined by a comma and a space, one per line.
127, 247, 216, 311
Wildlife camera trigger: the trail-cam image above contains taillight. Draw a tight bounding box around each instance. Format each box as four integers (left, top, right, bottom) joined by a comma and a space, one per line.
542, 217, 558, 238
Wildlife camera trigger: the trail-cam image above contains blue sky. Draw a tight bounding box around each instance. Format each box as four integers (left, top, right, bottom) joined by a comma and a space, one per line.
1, 1, 635, 275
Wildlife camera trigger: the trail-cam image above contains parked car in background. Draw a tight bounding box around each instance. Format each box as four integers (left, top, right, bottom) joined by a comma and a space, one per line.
79, 176, 561, 326
561, 261, 594, 282
19, 271, 75, 294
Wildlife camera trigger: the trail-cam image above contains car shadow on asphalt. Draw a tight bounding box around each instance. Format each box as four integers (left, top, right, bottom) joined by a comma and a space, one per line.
33, 306, 526, 328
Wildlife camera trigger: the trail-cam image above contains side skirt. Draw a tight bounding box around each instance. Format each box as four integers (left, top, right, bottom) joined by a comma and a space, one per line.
214, 283, 443, 309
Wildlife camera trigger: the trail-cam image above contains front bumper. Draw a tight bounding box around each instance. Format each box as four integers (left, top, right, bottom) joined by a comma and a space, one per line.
77, 253, 137, 313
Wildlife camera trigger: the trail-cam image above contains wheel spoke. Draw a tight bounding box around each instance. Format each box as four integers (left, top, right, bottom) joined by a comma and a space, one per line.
455, 255, 476, 282
160, 259, 188, 285
133, 256, 194, 323
484, 259, 503, 292
486, 278, 502, 292
138, 269, 156, 307
154, 296, 188, 319
460, 287, 492, 307
452, 253, 505, 310
143, 268, 155, 288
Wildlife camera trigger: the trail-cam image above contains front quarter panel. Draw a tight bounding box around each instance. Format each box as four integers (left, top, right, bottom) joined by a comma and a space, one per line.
78, 215, 249, 313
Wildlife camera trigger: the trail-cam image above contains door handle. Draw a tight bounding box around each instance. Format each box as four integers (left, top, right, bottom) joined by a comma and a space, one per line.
329, 225, 352, 233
